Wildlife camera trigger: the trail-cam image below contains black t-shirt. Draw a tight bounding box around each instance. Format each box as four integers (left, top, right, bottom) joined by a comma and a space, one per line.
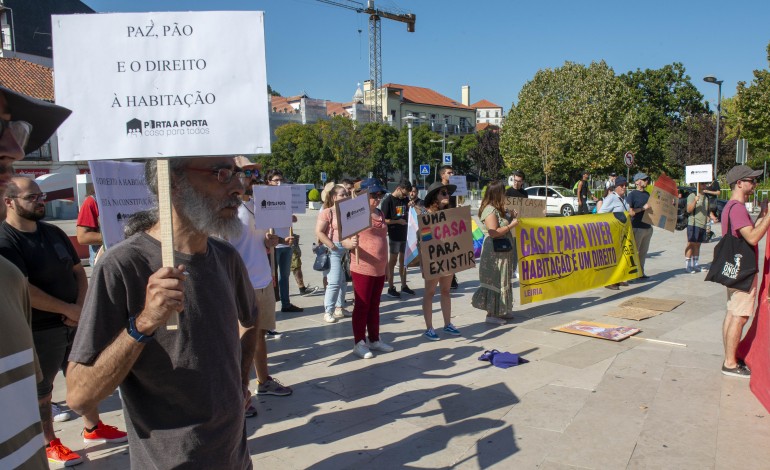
578, 180, 589, 200
626, 189, 651, 229
381, 194, 409, 241
505, 187, 529, 198
0, 221, 81, 330
705, 180, 720, 206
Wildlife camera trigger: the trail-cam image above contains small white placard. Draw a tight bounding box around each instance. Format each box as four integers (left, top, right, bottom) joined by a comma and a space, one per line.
89, 161, 154, 249
289, 185, 306, 214
52, 11, 270, 161
335, 193, 371, 239
685, 164, 713, 184
251, 185, 293, 230
449, 175, 468, 197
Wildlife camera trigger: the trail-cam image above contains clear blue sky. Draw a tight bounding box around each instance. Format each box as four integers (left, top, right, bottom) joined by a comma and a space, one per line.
82, 0, 770, 111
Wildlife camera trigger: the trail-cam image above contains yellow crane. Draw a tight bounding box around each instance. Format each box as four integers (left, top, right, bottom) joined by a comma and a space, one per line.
316, 0, 415, 122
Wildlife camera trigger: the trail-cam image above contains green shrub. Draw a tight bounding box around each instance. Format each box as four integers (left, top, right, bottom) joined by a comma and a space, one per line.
308, 188, 321, 202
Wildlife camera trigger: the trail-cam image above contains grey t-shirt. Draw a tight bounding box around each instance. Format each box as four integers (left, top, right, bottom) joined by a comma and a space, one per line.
69, 232, 257, 469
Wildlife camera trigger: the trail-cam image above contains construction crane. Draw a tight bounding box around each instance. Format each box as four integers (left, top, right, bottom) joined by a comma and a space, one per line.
315, 0, 415, 122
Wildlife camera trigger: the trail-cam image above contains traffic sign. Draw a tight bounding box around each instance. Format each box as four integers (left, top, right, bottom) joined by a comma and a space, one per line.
624, 151, 634, 168
419, 164, 430, 176
442, 153, 453, 165
320, 171, 327, 182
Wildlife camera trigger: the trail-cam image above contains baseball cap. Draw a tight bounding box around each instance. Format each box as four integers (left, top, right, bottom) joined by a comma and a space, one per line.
0, 86, 72, 154
726, 165, 764, 185
359, 177, 387, 194
632, 172, 649, 181
614, 176, 628, 186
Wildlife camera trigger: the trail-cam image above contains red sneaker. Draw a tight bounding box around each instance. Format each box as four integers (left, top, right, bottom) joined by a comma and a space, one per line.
82, 421, 128, 443
47, 438, 83, 467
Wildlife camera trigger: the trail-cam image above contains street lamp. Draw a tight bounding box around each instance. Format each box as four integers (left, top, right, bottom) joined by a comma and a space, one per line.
704, 75, 723, 177
402, 114, 417, 183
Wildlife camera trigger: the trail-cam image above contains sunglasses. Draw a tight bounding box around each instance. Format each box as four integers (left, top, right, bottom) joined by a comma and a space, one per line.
439, 190, 450, 196
1, 119, 33, 150
740, 178, 757, 184
240, 169, 260, 180
187, 167, 245, 184
11, 192, 47, 203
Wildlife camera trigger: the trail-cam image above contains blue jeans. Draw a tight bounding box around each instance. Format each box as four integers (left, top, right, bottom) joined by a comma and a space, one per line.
275, 246, 292, 307
324, 242, 348, 313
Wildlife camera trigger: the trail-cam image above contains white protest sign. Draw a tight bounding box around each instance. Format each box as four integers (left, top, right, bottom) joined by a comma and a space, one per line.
335, 193, 371, 239
289, 185, 307, 214
52, 11, 270, 161
685, 164, 713, 184
449, 175, 468, 197
252, 185, 293, 230
89, 161, 154, 249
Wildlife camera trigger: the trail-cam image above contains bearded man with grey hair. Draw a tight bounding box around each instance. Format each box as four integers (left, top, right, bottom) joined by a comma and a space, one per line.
66, 157, 258, 468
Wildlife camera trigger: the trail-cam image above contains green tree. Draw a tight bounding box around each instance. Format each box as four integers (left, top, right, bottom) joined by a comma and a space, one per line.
733, 42, 770, 162
264, 122, 324, 183
357, 122, 400, 180
467, 130, 503, 179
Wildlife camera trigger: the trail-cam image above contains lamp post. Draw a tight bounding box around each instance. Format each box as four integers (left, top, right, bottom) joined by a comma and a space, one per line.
704, 75, 723, 177
402, 114, 417, 183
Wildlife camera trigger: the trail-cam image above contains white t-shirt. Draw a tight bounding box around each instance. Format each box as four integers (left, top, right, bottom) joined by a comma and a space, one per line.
230, 202, 273, 289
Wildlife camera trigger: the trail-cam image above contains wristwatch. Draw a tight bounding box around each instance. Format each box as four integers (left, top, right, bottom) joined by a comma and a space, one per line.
127, 316, 155, 343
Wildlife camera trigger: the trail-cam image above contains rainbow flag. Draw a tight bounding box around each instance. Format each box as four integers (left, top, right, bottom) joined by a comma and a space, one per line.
404, 206, 420, 267
471, 218, 485, 258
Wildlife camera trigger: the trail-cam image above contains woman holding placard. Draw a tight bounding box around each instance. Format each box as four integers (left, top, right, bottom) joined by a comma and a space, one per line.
471, 180, 518, 325
341, 178, 393, 359
420, 182, 462, 341
316, 184, 351, 324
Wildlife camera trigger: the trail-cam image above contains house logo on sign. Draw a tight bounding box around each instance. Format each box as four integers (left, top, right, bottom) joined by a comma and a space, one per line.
346, 207, 366, 220
260, 199, 287, 210
126, 118, 142, 136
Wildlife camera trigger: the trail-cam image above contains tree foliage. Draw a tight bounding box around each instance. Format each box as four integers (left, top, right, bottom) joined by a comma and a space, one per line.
733, 42, 770, 162
468, 130, 503, 179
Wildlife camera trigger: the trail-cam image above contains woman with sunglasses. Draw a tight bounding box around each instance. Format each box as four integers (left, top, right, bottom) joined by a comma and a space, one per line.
340, 178, 394, 359
471, 180, 518, 325
419, 182, 462, 341
315, 184, 352, 324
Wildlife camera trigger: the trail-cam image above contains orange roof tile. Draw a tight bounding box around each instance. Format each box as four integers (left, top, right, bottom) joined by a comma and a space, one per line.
0, 58, 54, 101
471, 99, 502, 109
383, 83, 472, 110
326, 101, 351, 117
271, 95, 295, 113
476, 122, 500, 132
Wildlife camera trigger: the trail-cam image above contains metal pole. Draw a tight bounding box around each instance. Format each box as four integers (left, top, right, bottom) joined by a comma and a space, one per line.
407, 120, 414, 183
713, 82, 722, 176
442, 123, 447, 154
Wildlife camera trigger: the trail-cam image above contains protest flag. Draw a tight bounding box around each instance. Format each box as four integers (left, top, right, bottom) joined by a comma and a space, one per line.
471, 218, 485, 258
404, 206, 419, 267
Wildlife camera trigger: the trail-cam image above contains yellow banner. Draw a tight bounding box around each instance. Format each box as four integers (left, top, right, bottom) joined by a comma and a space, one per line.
516, 213, 641, 304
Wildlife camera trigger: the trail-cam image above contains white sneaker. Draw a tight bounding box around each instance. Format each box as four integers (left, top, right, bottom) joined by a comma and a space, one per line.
323, 312, 338, 323
52, 403, 72, 422
353, 340, 374, 359
485, 316, 507, 325
369, 340, 394, 352
334, 307, 351, 318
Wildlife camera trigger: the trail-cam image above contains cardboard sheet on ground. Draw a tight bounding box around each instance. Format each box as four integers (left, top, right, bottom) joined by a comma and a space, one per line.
505, 196, 546, 218
448, 175, 468, 197
335, 193, 371, 239
643, 173, 678, 232
418, 206, 475, 280
619, 296, 684, 312
289, 184, 306, 214
52, 11, 270, 161
605, 307, 665, 321
552, 320, 640, 341
516, 212, 641, 305
251, 185, 293, 230
89, 161, 154, 249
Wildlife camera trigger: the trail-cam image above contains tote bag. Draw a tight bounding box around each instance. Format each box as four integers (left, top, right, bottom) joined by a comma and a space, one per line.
705, 204, 757, 292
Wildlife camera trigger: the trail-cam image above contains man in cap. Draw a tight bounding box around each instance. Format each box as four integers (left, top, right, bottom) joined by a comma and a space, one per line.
598, 176, 629, 290
719, 164, 770, 377
626, 172, 653, 278
0, 86, 72, 468
606, 172, 617, 189
66, 157, 258, 468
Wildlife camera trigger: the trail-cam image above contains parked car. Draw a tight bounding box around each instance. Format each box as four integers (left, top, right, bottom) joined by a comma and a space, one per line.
525, 185, 596, 216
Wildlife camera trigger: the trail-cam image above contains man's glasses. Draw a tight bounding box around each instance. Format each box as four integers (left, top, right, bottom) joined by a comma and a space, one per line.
1, 119, 33, 150
187, 167, 245, 184
740, 178, 758, 184
12, 192, 47, 203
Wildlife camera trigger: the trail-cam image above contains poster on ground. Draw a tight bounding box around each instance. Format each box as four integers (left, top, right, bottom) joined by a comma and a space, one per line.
505, 196, 546, 219
552, 320, 640, 341
335, 193, 371, 239
251, 185, 293, 230
418, 206, 475, 280
52, 11, 270, 161
643, 173, 678, 232
89, 161, 154, 248
516, 212, 640, 305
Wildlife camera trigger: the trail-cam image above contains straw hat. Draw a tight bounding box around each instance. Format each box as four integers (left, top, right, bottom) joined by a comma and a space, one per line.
320, 181, 336, 204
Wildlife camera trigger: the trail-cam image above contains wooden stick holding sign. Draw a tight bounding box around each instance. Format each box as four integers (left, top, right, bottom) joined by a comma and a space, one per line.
268, 228, 277, 288
335, 193, 372, 264
156, 159, 179, 329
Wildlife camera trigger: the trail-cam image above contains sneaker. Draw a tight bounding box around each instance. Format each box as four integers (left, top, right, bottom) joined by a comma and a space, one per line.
640, 274, 651, 279
443, 323, 461, 336
353, 340, 374, 359
387, 286, 400, 298
501, 312, 516, 320
369, 340, 394, 352
700, 266, 709, 272
333, 307, 351, 319
265, 330, 282, 339
450, 276, 459, 290
257, 376, 293, 396
690, 267, 698, 274
722, 363, 751, 378
300, 286, 320, 296
685, 267, 693, 273
82, 421, 128, 444
244, 404, 258, 418
619, 281, 629, 286
401, 285, 415, 295
52, 403, 72, 422
323, 312, 338, 323
605, 284, 619, 290
47, 439, 83, 467
485, 316, 506, 325
281, 304, 303, 313
423, 328, 440, 341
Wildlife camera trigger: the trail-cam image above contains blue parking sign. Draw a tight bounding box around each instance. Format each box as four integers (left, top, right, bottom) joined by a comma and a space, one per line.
442, 153, 453, 165
419, 164, 430, 175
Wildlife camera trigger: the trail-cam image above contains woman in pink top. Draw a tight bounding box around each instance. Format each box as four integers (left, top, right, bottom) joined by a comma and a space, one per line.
342, 178, 394, 359
315, 184, 351, 324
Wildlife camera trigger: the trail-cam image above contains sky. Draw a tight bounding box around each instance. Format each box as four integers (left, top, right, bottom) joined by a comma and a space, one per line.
82, 0, 770, 111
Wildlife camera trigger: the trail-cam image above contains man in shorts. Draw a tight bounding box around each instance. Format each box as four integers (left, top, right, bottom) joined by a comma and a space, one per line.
720, 164, 770, 377
684, 182, 716, 273
381, 178, 413, 298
